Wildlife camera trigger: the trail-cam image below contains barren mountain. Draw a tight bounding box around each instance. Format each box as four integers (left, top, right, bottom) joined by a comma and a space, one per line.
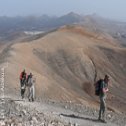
1, 12, 126, 46
0, 25, 125, 116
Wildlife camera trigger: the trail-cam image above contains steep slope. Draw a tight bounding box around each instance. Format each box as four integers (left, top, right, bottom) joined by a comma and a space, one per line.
2, 25, 126, 113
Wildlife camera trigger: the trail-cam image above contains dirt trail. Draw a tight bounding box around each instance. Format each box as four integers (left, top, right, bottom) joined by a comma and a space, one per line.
17, 101, 117, 126
3, 95, 119, 126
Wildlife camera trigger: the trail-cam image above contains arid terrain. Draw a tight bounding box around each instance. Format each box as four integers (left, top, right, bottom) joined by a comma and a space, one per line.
0, 21, 126, 125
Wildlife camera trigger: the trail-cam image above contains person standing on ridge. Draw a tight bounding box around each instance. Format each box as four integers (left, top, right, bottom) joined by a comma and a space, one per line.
19, 69, 27, 99
98, 75, 109, 123
27, 73, 35, 102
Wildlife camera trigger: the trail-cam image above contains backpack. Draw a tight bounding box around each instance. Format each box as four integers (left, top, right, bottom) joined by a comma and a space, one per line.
22, 72, 26, 79
94, 79, 103, 96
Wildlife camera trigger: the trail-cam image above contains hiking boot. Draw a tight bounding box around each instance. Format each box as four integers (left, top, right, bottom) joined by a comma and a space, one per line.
32, 98, 34, 102
98, 117, 101, 121
101, 119, 107, 123
22, 95, 24, 99
98, 118, 107, 123
98, 118, 102, 122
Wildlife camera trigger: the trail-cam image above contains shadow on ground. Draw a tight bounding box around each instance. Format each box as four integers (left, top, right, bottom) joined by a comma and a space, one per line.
60, 113, 103, 123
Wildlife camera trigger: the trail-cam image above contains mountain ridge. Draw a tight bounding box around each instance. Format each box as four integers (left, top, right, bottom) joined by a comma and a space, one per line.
1, 25, 125, 114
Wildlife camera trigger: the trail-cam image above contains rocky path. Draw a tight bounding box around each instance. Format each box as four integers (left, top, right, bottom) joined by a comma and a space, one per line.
16, 99, 119, 126
1, 95, 124, 126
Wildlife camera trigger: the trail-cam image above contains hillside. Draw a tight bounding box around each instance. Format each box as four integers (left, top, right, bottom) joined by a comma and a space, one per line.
0, 25, 125, 116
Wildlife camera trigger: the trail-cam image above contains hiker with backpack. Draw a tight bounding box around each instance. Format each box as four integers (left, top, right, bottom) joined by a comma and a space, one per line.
94, 75, 109, 123
20, 69, 27, 99
27, 73, 35, 102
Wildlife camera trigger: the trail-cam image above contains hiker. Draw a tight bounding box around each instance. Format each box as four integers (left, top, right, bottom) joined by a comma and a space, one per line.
19, 69, 27, 99
27, 73, 35, 102
97, 75, 109, 123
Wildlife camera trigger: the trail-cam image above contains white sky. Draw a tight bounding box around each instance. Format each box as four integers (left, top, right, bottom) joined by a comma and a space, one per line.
0, 0, 125, 21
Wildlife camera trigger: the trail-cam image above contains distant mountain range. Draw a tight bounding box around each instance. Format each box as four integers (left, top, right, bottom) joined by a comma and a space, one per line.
0, 12, 83, 36
0, 12, 126, 44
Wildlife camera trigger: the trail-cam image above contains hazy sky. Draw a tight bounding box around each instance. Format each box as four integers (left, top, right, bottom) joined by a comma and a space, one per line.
0, 0, 125, 21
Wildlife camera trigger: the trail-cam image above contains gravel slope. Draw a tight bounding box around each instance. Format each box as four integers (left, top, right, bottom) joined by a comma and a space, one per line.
0, 95, 125, 126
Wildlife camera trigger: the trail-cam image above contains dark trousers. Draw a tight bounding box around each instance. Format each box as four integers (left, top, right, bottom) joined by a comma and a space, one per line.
20, 79, 26, 98
99, 95, 106, 120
